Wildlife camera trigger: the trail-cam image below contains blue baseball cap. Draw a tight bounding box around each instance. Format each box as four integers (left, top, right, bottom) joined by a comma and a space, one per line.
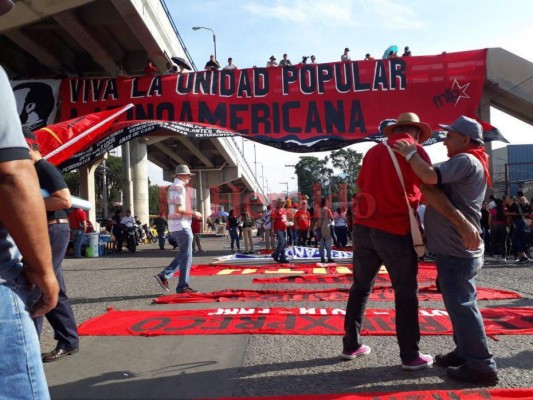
439, 116, 483, 144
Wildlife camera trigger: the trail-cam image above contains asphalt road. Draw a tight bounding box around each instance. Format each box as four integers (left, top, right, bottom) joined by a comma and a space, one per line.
41, 236, 533, 399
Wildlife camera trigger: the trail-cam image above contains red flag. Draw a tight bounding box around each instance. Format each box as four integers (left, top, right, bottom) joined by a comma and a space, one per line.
37, 104, 133, 166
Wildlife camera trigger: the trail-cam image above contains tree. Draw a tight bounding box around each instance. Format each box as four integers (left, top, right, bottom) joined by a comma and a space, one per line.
148, 183, 160, 215
329, 148, 363, 197
293, 156, 324, 199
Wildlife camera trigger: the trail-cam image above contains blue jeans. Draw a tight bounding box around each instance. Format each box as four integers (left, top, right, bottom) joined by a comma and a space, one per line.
157, 230, 165, 249
161, 229, 193, 291
319, 235, 332, 260
435, 254, 497, 373
344, 225, 420, 362
73, 229, 84, 257
0, 277, 50, 400
272, 230, 287, 261
334, 226, 348, 248
229, 227, 240, 251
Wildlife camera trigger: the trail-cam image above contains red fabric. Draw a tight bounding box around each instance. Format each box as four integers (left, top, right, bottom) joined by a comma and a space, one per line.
272, 208, 288, 231
213, 389, 533, 400
36, 105, 132, 166
191, 218, 201, 234
59, 50, 488, 153
153, 286, 520, 304
78, 307, 533, 336
68, 208, 87, 229
354, 134, 431, 235
462, 147, 492, 187
180, 264, 354, 276
294, 210, 311, 230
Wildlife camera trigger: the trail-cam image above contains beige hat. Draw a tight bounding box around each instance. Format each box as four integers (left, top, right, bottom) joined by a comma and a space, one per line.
383, 112, 432, 143
175, 165, 195, 175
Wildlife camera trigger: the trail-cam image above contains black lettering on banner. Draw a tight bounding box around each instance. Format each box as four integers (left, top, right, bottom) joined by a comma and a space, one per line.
237, 71, 252, 97
348, 100, 366, 133
229, 104, 248, 133
253, 68, 269, 97
305, 101, 322, 133
179, 101, 193, 121
389, 59, 406, 90
272, 102, 280, 132
251, 103, 271, 133
300, 315, 338, 332
176, 73, 193, 94
282, 101, 301, 133
300, 65, 316, 95
91, 80, 106, 102
282, 66, 298, 95
199, 102, 227, 126
418, 315, 449, 334
352, 63, 371, 92
211, 72, 219, 96
163, 317, 205, 332
194, 71, 212, 94
373, 61, 389, 90
334, 63, 352, 93
220, 70, 235, 97
130, 317, 171, 332
199, 316, 233, 331
156, 102, 175, 120
233, 316, 267, 330
102, 79, 118, 101
324, 101, 345, 133
266, 315, 297, 330
317, 64, 333, 94
134, 103, 155, 120
487, 315, 523, 330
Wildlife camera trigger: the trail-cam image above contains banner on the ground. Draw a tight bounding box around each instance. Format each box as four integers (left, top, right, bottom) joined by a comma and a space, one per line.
212, 389, 533, 400
153, 286, 521, 304
78, 307, 533, 336
58, 50, 493, 152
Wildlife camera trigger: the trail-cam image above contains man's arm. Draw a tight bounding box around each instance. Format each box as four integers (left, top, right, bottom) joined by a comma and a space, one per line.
421, 184, 481, 250
44, 188, 72, 211
0, 159, 58, 317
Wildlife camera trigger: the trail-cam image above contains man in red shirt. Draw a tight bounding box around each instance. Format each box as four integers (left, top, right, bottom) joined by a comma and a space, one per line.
342, 112, 434, 370
191, 214, 204, 252
68, 208, 87, 258
271, 198, 288, 263
295, 201, 311, 246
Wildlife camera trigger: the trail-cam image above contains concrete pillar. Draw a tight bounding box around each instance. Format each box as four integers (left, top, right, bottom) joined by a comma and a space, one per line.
130, 138, 149, 225
478, 95, 493, 191
79, 161, 98, 227
197, 171, 211, 232
121, 143, 134, 214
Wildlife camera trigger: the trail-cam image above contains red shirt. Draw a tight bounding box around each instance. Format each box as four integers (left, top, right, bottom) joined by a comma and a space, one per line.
354, 134, 431, 235
191, 218, 202, 234
272, 208, 287, 231
295, 210, 311, 230
69, 208, 87, 230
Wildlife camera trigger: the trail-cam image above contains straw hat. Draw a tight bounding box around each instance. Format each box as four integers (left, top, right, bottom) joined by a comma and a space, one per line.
383, 112, 432, 143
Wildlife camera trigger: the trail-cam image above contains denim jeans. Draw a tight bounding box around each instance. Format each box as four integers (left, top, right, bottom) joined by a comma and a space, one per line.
344, 225, 420, 362
157, 230, 165, 249
32, 223, 79, 350
0, 277, 50, 400
272, 230, 287, 261
161, 229, 193, 291
319, 235, 332, 260
435, 254, 497, 373
229, 227, 240, 251
73, 229, 84, 257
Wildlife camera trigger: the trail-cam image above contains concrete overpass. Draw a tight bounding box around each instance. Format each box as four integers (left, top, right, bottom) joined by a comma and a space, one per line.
0, 0, 265, 226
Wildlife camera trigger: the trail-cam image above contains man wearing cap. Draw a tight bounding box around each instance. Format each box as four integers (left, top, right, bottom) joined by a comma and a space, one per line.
393, 115, 498, 385
0, 1, 59, 396
342, 112, 434, 370
204, 55, 220, 71
155, 165, 202, 293
266, 56, 278, 68
23, 129, 80, 362
341, 48, 350, 62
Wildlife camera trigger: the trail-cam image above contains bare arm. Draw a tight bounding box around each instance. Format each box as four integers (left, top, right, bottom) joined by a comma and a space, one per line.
44, 188, 72, 211
393, 140, 438, 184
0, 159, 58, 317
421, 184, 481, 250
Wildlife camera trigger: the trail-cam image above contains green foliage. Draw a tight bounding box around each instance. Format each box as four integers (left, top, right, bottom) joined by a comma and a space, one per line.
149, 183, 160, 215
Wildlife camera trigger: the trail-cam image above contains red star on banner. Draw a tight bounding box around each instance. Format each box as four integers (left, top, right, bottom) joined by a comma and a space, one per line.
451, 79, 470, 106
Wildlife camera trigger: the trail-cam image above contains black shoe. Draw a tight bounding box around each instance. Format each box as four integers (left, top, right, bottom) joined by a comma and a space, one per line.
271, 254, 279, 262
177, 286, 199, 294
447, 365, 498, 386
435, 351, 466, 367
42, 347, 79, 363
327, 259, 334, 263
320, 258, 326, 263
278, 259, 288, 263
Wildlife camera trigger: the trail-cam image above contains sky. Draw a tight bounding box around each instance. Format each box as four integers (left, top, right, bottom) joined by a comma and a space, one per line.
148, 0, 533, 195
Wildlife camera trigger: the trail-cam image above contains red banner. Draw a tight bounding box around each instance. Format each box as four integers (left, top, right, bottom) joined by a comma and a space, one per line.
152, 286, 520, 304
59, 50, 488, 152
212, 389, 533, 400
78, 307, 533, 337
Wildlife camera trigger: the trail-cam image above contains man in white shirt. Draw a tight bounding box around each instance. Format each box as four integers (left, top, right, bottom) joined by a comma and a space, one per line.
120, 209, 135, 226
154, 165, 202, 294
223, 57, 237, 70
266, 56, 278, 67
310, 55, 317, 64
341, 48, 350, 61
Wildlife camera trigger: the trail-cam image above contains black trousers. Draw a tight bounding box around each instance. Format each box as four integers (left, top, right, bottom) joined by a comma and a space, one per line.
343, 225, 420, 362
33, 223, 79, 349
